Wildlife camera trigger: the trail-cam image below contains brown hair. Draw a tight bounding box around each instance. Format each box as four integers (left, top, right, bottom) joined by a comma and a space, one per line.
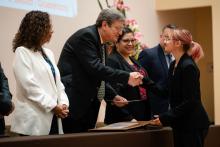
189, 41, 204, 62
12, 10, 51, 52
162, 24, 177, 32
172, 28, 192, 52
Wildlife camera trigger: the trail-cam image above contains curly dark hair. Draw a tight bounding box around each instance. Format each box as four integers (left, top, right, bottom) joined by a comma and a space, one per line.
12, 10, 51, 52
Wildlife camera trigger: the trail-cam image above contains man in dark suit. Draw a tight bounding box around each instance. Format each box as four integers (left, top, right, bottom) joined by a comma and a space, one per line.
58, 8, 142, 133
0, 63, 14, 135
138, 24, 176, 116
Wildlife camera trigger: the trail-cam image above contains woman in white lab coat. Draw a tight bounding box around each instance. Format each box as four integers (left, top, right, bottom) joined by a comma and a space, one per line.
10, 10, 69, 136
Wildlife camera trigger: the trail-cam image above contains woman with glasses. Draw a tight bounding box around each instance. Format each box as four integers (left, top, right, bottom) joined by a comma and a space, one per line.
151, 28, 210, 147
105, 27, 151, 124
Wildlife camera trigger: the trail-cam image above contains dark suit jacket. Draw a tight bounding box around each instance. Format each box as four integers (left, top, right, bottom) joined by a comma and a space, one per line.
138, 44, 169, 115
159, 53, 209, 130
58, 25, 129, 121
105, 51, 151, 124
0, 63, 12, 135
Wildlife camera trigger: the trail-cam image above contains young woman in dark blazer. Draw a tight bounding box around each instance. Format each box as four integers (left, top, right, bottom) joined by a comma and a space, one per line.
105, 27, 151, 124
151, 28, 210, 147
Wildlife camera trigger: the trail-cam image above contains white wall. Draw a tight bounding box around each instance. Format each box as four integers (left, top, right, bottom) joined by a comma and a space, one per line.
212, 0, 220, 124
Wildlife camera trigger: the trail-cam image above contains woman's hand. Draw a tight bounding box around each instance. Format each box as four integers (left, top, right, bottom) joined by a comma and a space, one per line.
53, 104, 69, 118
149, 118, 162, 126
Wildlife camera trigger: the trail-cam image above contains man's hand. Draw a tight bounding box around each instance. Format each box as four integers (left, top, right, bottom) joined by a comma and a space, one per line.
112, 95, 128, 107
128, 72, 143, 87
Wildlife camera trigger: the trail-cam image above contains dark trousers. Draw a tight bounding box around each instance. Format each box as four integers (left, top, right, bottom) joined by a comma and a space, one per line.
172, 128, 209, 147
0, 118, 5, 135
62, 99, 100, 133
49, 115, 58, 135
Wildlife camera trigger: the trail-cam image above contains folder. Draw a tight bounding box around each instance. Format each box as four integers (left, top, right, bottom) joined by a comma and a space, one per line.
90, 121, 151, 131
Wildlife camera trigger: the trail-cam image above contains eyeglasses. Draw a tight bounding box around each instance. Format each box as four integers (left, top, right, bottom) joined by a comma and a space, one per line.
110, 25, 123, 33
163, 35, 178, 42
121, 39, 136, 44
163, 37, 173, 42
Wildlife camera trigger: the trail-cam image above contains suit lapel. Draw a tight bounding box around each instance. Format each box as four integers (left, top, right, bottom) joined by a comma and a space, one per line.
115, 51, 134, 72
93, 25, 103, 61
36, 50, 57, 92
158, 46, 169, 77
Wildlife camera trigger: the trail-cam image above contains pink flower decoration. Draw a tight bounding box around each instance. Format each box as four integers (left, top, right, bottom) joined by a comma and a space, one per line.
125, 18, 137, 26
113, 1, 130, 11
112, 0, 148, 57
134, 32, 143, 41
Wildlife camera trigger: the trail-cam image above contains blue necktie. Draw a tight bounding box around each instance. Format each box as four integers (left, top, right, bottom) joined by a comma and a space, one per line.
166, 54, 172, 67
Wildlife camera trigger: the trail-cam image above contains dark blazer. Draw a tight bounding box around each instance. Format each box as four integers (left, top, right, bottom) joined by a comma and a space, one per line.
138, 44, 169, 115
159, 53, 209, 130
0, 63, 12, 135
105, 51, 151, 124
58, 25, 129, 122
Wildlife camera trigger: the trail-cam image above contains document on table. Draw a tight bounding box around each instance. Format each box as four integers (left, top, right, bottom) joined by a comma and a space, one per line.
105, 99, 143, 103
90, 121, 151, 131
100, 122, 139, 129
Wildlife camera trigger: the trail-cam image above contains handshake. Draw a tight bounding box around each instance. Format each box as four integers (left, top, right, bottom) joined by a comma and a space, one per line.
128, 72, 144, 87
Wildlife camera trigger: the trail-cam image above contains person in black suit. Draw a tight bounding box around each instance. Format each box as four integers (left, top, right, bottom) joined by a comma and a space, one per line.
58, 8, 143, 133
151, 28, 210, 147
0, 63, 14, 135
104, 27, 151, 124
138, 24, 177, 117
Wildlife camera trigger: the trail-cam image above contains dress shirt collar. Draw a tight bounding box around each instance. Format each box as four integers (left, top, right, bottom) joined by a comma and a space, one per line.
98, 28, 104, 44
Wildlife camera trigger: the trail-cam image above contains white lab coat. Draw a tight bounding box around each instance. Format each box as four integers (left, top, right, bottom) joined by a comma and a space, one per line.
10, 46, 69, 135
